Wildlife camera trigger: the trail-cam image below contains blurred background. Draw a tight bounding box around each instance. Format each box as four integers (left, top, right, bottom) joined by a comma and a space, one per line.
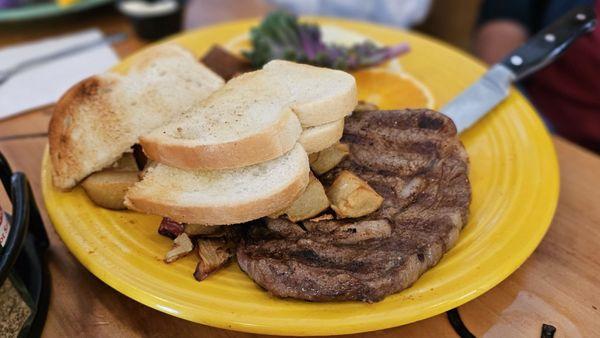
1, 0, 598, 152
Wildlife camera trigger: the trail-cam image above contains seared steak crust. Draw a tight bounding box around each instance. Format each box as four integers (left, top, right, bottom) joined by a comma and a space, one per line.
237, 109, 471, 302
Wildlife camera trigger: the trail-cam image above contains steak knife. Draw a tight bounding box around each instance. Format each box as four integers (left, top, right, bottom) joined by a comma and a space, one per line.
441, 5, 596, 133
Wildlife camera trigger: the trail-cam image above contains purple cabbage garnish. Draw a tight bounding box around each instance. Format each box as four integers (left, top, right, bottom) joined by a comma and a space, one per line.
0, 0, 22, 8
243, 11, 409, 71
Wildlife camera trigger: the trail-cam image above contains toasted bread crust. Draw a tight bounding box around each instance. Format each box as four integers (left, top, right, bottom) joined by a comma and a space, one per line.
291, 83, 357, 127
264, 60, 357, 127
48, 44, 224, 190
129, 43, 191, 73
299, 119, 344, 154
124, 161, 310, 225
141, 60, 357, 170
140, 111, 302, 170
49, 74, 124, 190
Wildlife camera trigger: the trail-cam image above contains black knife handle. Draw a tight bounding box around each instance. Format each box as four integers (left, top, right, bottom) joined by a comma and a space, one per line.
501, 4, 596, 81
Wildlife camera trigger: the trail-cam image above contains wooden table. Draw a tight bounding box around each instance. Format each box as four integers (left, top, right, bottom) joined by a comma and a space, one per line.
1, 3, 599, 337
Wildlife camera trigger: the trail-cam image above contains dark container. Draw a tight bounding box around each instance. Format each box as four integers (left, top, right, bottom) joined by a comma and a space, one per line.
118, 0, 183, 41
0, 152, 50, 338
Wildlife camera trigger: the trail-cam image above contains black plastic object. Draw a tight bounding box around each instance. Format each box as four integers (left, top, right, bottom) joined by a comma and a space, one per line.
500, 5, 596, 81
0, 152, 50, 338
541, 323, 557, 338
118, 0, 183, 41
0, 173, 29, 285
446, 308, 476, 338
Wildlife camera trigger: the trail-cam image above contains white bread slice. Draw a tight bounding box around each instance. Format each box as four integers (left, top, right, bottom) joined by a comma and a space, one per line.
49, 44, 224, 190
140, 60, 356, 170
124, 144, 310, 225
140, 70, 302, 170
263, 60, 357, 127
299, 119, 344, 154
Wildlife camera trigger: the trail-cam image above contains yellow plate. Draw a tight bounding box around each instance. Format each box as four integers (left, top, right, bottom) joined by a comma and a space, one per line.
41, 17, 559, 336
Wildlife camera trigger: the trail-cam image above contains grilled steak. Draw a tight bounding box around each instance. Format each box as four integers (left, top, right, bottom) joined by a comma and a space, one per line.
237, 109, 471, 302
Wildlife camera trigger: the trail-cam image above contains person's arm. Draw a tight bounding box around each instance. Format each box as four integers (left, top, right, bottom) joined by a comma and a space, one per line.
474, 20, 528, 65
473, 0, 539, 65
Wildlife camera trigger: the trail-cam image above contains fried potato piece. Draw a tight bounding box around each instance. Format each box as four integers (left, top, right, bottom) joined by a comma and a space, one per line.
327, 170, 383, 218
354, 100, 379, 113
282, 173, 330, 222
269, 173, 329, 222
309, 143, 350, 175
184, 224, 223, 236
194, 238, 233, 281
81, 170, 140, 210
164, 233, 194, 263
111, 153, 139, 171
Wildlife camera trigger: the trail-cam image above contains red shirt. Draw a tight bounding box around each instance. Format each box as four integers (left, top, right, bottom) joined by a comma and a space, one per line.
526, 1, 600, 152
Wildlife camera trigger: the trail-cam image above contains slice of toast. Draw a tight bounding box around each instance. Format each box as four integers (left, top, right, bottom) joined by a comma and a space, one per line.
299, 119, 344, 154
124, 144, 310, 225
140, 70, 302, 170
263, 60, 357, 127
140, 60, 356, 170
49, 44, 224, 190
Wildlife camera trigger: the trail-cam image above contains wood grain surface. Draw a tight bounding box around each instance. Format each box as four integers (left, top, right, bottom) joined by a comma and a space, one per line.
1, 1, 598, 337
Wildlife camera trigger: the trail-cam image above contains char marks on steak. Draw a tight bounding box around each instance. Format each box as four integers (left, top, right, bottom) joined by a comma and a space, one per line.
237, 109, 471, 302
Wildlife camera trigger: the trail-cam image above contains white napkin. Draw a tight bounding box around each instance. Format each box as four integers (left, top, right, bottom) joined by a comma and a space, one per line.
0, 29, 120, 120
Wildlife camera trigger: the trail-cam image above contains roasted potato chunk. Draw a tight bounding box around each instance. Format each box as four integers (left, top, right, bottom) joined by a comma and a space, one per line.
111, 153, 139, 171
280, 173, 330, 222
327, 170, 383, 218
194, 238, 234, 281
309, 143, 350, 175
354, 101, 379, 113
81, 170, 140, 210
164, 233, 194, 263
184, 224, 223, 236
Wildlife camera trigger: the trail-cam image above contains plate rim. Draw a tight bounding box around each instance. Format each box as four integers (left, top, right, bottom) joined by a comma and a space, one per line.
41, 17, 560, 336
0, 0, 113, 22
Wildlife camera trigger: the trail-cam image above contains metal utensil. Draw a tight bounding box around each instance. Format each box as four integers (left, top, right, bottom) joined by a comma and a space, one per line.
0, 32, 127, 86
442, 5, 596, 133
